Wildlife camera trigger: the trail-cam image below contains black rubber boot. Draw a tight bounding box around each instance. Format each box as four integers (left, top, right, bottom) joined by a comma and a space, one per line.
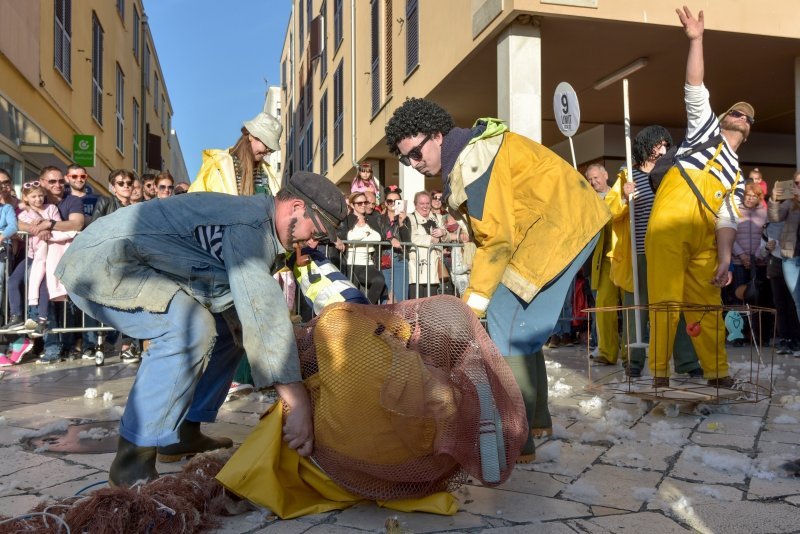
108, 436, 158, 487
156, 420, 233, 463
505, 351, 552, 462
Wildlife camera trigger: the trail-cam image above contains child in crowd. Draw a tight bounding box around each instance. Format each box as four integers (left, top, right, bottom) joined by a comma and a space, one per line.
2, 182, 75, 341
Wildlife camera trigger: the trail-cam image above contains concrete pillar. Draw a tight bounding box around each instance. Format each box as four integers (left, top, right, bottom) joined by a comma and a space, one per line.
795, 57, 800, 168
398, 164, 425, 208
497, 17, 542, 142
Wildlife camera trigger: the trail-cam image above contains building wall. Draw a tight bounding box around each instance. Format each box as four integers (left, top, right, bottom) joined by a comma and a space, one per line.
0, 0, 183, 194
280, 0, 800, 193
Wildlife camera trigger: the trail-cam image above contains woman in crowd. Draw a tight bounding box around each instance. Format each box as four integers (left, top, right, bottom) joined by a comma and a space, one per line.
769, 171, 800, 330
338, 191, 386, 304
189, 112, 282, 197
379, 186, 410, 303
130, 178, 144, 204
407, 191, 446, 298
155, 171, 175, 199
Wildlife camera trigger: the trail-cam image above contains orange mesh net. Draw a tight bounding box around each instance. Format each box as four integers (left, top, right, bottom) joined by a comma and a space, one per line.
293, 295, 528, 500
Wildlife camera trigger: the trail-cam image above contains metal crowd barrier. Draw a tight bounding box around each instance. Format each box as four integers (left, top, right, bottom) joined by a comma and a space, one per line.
0, 232, 115, 366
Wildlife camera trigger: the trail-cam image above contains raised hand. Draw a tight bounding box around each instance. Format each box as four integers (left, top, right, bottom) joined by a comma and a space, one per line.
676, 5, 704, 40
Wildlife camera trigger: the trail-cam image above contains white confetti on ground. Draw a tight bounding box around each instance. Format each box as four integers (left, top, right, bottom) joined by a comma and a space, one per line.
650, 420, 688, 446
14, 419, 70, 440
550, 379, 573, 398
563, 479, 601, 500
84, 388, 98, 399
534, 440, 561, 463
77, 427, 118, 440
578, 396, 604, 414
108, 405, 125, 418
102, 391, 114, 402
773, 415, 799, 424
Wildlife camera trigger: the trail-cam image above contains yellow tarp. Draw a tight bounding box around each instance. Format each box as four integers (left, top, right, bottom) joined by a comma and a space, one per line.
215, 403, 458, 519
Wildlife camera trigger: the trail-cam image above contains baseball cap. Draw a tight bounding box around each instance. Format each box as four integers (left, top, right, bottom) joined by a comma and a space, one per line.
243, 112, 282, 152
719, 102, 755, 122
285, 171, 348, 242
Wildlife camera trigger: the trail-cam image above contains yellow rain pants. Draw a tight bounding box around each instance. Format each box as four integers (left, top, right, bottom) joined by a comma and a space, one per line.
645, 161, 730, 380
595, 257, 625, 363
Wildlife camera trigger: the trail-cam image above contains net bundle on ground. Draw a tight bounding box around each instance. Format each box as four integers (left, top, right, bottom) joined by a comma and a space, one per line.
292, 294, 528, 500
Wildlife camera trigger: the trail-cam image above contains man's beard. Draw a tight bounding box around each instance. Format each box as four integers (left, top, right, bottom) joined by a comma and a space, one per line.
287, 216, 299, 243
720, 116, 749, 137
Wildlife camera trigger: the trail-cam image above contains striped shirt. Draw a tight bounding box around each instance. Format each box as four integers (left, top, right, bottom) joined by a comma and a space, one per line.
630, 167, 655, 255
194, 225, 225, 263
678, 84, 744, 228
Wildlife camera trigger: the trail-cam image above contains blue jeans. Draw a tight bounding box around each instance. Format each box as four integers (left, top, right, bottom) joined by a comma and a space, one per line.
487, 233, 599, 357
783, 257, 800, 323
381, 254, 408, 302
68, 290, 244, 447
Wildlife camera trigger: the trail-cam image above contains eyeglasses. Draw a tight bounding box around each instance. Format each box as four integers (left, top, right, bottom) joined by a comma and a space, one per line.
158, 184, 175, 191
352, 201, 368, 206
23, 181, 40, 189
67, 174, 87, 179
0, 181, 11, 188
727, 110, 755, 125
386, 198, 400, 204
398, 134, 432, 166
46, 179, 66, 185
115, 180, 134, 187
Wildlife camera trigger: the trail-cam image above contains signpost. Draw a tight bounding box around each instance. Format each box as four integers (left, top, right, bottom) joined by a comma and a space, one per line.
553, 81, 580, 168
72, 135, 96, 167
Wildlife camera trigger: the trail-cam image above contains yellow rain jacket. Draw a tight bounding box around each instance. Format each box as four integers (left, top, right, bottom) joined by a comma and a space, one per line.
590, 170, 634, 294
189, 149, 281, 196
448, 119, 610, 313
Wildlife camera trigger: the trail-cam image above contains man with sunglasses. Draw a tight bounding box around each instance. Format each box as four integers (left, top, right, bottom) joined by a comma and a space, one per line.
65, 163, 98, 226
55, 171, 347, 486
385, 99, 610, 462
645, 7, 752, 389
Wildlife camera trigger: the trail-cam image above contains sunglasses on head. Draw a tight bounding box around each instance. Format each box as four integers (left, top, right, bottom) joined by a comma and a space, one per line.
727, 110, 754, 125
398, 134, 432, 167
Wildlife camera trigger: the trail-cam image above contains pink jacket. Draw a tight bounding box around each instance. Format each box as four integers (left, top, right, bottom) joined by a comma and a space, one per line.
20, 205, 77, 304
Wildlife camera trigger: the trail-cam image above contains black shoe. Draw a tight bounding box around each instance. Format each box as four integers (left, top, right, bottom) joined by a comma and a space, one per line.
626, 366, 642, 378
156, 420, 233, 462
707, 376, 735, 388
653, 377, 670, 388
687, 367, 705, 378
2, 315, 25, 331
732, 339, 745, 347
29, 319, 48, 339
109, 436, 158, 487
120, 348, 141, 364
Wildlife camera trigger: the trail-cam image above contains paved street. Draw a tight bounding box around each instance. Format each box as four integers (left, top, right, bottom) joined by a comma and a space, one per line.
1, 343, 799, 533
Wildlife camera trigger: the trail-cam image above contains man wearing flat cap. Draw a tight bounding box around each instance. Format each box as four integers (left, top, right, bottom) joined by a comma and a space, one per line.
645, 6, 753, 389
55, 171, 347, 486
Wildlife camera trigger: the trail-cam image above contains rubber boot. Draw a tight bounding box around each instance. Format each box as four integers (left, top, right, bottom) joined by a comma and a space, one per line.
109, 436, 158, 487
156, 420, 234, 462
505, 350, 552, 463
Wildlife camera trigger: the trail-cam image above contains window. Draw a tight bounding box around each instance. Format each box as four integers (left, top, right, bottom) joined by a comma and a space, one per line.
133, 7, 140, 59
298, 0, 304, 45
91, 13, 104, 125
333, 61, 343, 159
154, 73, 159, 112
132, 99, 140, 173
303, 121, 313, 171
370, 0, 380, 115
115, 64, 124, 152
385, 0, 392, 96
406, 0, 419, 75
281, 59, 287, 90
144, 45, 151, 91
306, 0, 313, 45
319, 1, 328, 80
116, 0, 124, 21
334, 0, 343, 51
54, 0, 72, 81
161, 96, 166, 132
319, 90, 328, 174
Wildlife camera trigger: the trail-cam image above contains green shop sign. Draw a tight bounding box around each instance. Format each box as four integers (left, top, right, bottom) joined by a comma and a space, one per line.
72, 135, 96, 167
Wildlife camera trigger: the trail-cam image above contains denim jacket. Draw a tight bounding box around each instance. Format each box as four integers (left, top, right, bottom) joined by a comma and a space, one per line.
55, 192, 300, 387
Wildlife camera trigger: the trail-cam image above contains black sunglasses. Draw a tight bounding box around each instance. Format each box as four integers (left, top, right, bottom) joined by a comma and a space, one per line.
727, 110, 754, 125
399, 134, 432, 167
